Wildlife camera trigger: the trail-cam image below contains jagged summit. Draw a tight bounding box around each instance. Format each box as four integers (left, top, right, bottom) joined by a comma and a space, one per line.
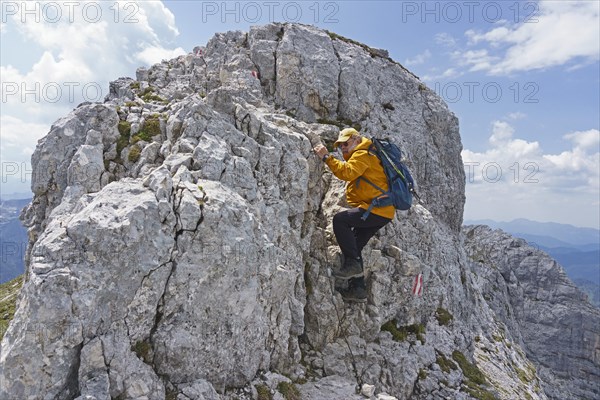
0, 23, 597, 400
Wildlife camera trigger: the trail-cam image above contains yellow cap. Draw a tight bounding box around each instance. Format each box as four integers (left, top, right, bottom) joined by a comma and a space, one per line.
333, 128, 359, 149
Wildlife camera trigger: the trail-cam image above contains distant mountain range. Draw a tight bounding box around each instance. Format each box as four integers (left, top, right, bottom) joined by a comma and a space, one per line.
465, 218, 599, 246
465, 218, 599, 307
0, 198, 30, 283
0, 192, 33, 201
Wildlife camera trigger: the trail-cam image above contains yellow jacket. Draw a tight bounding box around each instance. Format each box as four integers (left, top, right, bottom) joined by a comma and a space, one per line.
325, 137, 395, 219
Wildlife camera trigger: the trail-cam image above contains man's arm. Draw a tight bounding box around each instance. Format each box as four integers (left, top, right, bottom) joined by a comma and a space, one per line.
313, 144, 370, 181
326, 151, 370, 182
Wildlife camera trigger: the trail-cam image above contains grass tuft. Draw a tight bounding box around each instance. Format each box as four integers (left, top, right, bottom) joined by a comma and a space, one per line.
0, 275, 24, 341
255, 384, 272, 400
436, 307, 454, 326
128, 145, 141, 163
452, 350, 487, 385
381, 319, 426, 344
277, 382, 301, 400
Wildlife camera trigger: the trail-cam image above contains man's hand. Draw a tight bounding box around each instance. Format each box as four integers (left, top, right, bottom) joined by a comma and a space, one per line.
313, 144, 329, 160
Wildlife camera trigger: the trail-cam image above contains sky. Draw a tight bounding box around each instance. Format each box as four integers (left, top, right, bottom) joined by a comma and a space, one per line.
0, 0, 599, 229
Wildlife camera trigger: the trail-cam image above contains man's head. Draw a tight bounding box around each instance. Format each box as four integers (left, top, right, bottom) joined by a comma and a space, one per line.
334, 128, 361, 154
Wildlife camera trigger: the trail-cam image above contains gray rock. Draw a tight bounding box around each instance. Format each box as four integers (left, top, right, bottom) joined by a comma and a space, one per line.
298, 375, 363, 400
177, 379, 219, 400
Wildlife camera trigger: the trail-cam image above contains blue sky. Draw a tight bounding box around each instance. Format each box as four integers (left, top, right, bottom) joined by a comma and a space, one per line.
1, 0, 599, 228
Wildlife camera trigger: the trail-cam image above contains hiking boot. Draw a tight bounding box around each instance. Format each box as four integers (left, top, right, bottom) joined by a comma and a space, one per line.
333, 257, 363, 279
337, 285, 367, 303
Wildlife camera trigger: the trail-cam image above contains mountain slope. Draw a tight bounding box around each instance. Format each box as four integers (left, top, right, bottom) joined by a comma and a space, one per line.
465, 218, 600, 307
463, 225, 600, 399
0, 23, 596, 400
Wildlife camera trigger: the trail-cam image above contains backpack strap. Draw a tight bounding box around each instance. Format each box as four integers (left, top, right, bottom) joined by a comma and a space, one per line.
361, 202, 376, 221
355, 176, 386, 194
356, 176, 388, 221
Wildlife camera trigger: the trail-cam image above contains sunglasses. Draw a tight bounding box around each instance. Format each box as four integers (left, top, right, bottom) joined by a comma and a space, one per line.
339, 138, 354, 148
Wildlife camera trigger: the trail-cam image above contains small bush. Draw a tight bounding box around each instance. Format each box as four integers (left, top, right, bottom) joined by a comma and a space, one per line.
436, 307, 454, 326
277, 382, 301, 400
165, 387, 178, 400
142, 93, 167, 103
381, 320, 406, 342
381, 320, 426, 344
116, 121, 132, 159
436, 352, 457, 373
136, 116, 161, 142
255, 384, 272, 400
128, 145, 141, 163
463, 380, 497, 400
452, 350, 487, 385
118, 120, 131, 136
0, 275, 24, 342
132, 340, 152, 364
141, 86, 155, 96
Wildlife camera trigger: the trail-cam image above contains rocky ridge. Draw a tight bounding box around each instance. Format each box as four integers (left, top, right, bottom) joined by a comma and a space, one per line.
463, 225, 600, 400
0, 23, 597, 400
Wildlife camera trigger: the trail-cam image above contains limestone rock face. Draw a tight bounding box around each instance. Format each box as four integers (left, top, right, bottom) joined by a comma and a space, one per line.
0, 23, 596, 400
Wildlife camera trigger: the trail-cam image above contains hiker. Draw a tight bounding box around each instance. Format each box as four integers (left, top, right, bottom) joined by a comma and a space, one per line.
313, 128, 394, 302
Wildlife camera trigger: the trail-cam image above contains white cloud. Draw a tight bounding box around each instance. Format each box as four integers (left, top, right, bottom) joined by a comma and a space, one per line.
1, 114, 48, 154
1, 0, 185, 173
543, 130, 600, 184
1, 1, 185, 113
564, 129, 600, 150
463, 122, 600, 228
405, 50, 431, 66
452, 49, 499, 72
435, 33, 457, 48
135, 45, 186, 66
463, 122, 598, 188
422, 68, 462, 82
457, 0, 600, 75
507, 112, 526, 120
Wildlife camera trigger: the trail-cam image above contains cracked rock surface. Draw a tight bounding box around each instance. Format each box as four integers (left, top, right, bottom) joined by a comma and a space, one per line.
1, 23, 597, 400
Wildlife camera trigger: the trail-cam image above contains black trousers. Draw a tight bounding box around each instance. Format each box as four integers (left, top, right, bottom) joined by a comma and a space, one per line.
332, 208, 392, 288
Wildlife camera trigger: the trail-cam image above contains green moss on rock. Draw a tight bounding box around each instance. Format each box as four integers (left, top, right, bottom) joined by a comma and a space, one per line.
277, 382, 301, 400
381, 319, 426, 344
436, 307, 454, 326
436, 352, 457, 373
116, 121, 132, 160
132, 340, 152, 364
0, 275, 23, 342
255, 384, 272, 400
452, 350, 487, 385
128, 144, 141, 163
134, 115, 161, 142
463, 380, 497, 400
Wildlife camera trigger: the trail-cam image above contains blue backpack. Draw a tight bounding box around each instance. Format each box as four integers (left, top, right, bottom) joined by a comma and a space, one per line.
359, 137, 418, 220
